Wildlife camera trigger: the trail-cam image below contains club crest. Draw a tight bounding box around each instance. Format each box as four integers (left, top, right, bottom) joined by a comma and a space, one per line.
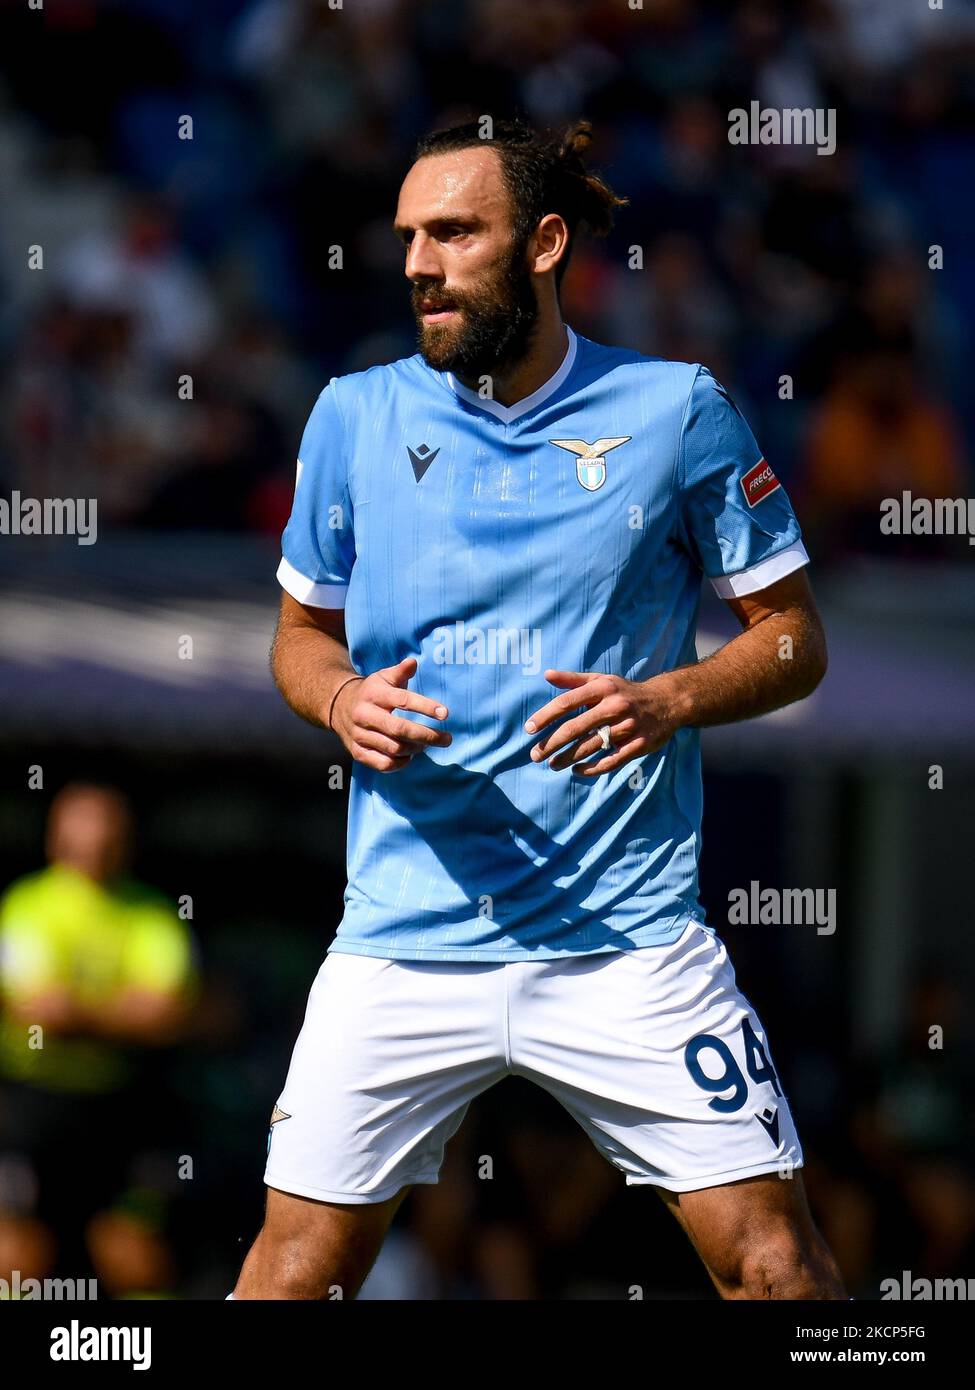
549, 436, 632, 492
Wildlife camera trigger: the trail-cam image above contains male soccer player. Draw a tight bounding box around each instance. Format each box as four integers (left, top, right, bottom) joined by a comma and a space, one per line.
230, 119, 845, 1300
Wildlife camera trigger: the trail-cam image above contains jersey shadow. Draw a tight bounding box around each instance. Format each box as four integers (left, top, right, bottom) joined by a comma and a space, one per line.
364, 751, 648, 953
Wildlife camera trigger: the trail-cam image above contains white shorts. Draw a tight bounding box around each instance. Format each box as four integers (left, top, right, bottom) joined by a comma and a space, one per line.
263, 921, 803, 1202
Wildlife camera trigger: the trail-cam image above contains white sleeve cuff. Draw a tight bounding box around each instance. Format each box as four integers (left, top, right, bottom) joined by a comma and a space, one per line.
709, 540, 810, 598
277, 556, 348, 609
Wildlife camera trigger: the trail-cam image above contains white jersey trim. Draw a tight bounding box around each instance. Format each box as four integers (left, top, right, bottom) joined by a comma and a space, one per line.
277, 555, 348, 608
709, 540, 810, 598
446, 326, 578, 423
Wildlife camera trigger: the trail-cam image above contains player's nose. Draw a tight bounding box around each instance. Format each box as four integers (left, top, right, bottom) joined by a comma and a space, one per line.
404, 232, 442, 282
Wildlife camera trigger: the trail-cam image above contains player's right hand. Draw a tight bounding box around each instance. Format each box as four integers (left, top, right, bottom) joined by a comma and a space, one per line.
329, 656, 451, 772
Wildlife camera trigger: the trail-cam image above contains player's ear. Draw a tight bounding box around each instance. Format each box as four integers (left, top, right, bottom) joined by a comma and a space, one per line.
531, 213, 569, 277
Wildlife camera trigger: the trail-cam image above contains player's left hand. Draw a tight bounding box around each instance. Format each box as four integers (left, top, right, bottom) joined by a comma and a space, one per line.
524, 669, 684, 775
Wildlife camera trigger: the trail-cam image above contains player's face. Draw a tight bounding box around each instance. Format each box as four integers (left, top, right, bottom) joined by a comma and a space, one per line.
395, 148, 539, 378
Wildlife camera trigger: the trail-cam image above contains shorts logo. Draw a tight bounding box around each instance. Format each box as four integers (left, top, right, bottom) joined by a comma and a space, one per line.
755, 1105, 780, 1146
740, 458, 780, 507
267, 1104, 291, 1158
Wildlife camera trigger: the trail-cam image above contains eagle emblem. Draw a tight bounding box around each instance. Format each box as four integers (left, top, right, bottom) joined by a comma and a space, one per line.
549, 436, 632, 491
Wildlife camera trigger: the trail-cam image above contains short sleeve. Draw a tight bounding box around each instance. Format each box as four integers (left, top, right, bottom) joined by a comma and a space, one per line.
123, 903, 199, 999
677, 367, 809, 598
0, 886, 61, 998
277, 382, 356, 608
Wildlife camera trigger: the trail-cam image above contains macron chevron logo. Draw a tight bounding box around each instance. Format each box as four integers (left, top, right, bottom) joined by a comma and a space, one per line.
755, 1106, 781, 1147
408, 443, 440, 481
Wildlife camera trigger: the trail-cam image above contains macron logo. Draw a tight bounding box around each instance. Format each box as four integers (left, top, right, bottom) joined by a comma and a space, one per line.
408, 443, 440, 482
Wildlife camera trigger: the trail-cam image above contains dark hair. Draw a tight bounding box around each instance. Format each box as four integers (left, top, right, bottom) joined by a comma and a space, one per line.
413, 117, 628, 293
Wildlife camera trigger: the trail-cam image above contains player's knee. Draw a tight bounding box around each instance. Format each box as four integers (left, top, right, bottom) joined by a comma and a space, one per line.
249, 1226, 347, 1299
728, 1226, 842, 1300
736, 1232, 806, 1299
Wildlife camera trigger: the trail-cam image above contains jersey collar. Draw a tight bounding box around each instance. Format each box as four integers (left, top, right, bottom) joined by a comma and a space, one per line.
445, 325, 578, 424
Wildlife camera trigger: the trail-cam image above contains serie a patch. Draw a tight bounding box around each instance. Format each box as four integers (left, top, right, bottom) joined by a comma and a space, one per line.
740, 458, 780, 507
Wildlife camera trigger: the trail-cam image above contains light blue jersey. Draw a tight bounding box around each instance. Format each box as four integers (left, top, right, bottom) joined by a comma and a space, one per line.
278, 327, 808, 960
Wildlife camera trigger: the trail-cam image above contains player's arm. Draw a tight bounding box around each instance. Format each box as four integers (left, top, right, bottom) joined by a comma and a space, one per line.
525, 578, 825, 774
526, 367, 825, 774
270, 590, 356, 730
271, 592, 452, 770
667, 565, 827, 728
274, 380, 450, 771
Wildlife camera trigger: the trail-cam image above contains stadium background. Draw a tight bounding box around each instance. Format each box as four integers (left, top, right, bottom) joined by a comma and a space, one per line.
1, 0, 974, 1299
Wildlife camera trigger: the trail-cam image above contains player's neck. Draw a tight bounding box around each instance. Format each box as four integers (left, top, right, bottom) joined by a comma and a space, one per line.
455, 317, 570, 408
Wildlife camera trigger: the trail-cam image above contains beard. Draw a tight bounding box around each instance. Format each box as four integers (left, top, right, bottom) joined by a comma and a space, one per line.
411, 237, 540, 380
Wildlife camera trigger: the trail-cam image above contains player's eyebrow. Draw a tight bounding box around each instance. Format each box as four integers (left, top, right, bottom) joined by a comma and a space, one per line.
392, 215, 482, 242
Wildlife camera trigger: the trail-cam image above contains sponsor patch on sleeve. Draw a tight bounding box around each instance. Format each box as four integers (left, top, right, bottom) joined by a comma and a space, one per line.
740, 458, 780, 507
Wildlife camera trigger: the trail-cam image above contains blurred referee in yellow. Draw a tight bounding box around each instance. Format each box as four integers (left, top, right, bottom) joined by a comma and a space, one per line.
0, 784, 199, 1288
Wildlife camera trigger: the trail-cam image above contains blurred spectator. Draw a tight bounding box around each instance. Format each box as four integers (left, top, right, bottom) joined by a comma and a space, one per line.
796, 337, 967, 561
0, 784, 199, 1286
1, 0, 972, 550
57, 196, 217, 366
605, 231, 735, 363
85, 1186, 179, 1300
853, 972, 975, 1282
138, 388, 287, 533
